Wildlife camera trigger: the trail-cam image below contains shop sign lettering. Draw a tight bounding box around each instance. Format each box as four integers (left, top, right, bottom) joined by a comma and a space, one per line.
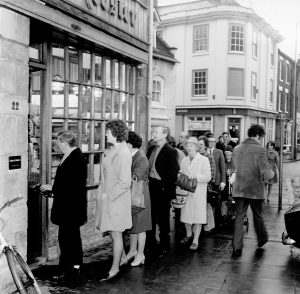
85, 0, 137, 27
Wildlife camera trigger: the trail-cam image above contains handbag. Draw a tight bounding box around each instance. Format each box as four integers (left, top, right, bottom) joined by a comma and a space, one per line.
131, 180, 145, 215
175, 172, 197, 193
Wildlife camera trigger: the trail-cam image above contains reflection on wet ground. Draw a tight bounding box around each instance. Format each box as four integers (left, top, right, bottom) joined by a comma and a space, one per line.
34, 196, 300, 294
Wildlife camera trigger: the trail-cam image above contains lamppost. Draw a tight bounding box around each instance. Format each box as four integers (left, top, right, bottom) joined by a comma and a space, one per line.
291, 20, 300, 160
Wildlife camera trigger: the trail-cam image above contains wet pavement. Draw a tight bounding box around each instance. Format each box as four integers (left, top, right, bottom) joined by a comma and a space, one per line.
33, 164, 300, 294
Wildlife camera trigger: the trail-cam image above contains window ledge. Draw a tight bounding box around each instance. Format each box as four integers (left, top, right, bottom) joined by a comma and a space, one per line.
151, 102, 166, 109
192, 51, 209, 56
226, 96, 245, 100
228, 51, 245, 55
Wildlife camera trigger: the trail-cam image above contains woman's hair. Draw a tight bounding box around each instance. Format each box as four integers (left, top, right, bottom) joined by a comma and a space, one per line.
248, 124, 265, 138
198, 135, 209, 148
106, 119, 128, 142
57, 130, 77, 147
218, 135, 225, 142
127, 131, 142, 149
266, 141, 276, 149
167, 136, 176, 148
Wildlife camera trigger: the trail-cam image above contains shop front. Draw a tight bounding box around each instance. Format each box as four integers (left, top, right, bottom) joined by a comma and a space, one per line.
175, 107, 276, 144
0, 0, 150, 291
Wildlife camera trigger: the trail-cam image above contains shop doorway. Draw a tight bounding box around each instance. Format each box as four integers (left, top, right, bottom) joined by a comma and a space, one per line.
228, 118, 241, 145
27, 67, 44, 264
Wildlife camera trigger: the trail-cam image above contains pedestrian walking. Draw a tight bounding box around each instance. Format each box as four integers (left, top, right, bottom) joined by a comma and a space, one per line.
125, 131, 152, 267
40, 130, 87, 281
147, 126, 179, 257
95, 119, 132, 281
232, 124, 274, 257
180, 137, 211, 250
265, 141, 279, 202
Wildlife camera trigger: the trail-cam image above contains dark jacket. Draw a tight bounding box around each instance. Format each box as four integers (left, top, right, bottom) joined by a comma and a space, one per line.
212, 148, 226, 185
51, 147, 87, 226
147, 143, 180, 199
233, 138, 274, 199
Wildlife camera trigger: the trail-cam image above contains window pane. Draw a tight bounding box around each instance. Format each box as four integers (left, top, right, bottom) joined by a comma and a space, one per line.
69, 84, 79, 117
82, 121, 91, 152
121, 93, 127, 120
94, 121, 102, 151
69, 48, 79, 82
94, 88, 103, 119
120, 63, 126, 90
83, 53, 91, 84
68, 120, 79, 140
114, 61, 119, 89
94, 153, 101, 183
106, 59, 111, 88
95, 55, 102, 85
129, 95, 135, 121
82, 86, 92, 118
228, 69, 244, 97
52, 82, 65, 117
52, 47, 65, 80
105, 90, 112, 119
113, 91, 120, 119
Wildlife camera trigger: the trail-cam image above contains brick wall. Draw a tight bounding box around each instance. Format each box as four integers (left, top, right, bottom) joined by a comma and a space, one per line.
0, 8, 29, 293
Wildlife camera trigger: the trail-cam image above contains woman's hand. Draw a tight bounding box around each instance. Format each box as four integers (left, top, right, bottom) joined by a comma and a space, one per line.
40, 184, 52, 191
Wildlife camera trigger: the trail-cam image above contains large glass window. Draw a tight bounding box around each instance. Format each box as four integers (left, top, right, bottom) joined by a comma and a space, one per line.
193, 25, 209, 53
192, 70, 207, 96
229, 24, 244, 52
227, 68, 244, 97
51, 46, 137, 185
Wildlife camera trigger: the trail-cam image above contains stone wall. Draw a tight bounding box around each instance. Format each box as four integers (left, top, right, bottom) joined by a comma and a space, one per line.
0, 8, 29, 294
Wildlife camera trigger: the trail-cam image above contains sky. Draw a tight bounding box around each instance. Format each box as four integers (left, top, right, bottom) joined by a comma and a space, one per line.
157, 0, 300, 59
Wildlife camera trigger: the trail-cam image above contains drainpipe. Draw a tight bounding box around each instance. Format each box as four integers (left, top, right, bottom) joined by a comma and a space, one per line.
147, 0, 154, 141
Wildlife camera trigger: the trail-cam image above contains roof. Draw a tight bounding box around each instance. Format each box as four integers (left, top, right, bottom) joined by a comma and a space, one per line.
153, 35, 179, 63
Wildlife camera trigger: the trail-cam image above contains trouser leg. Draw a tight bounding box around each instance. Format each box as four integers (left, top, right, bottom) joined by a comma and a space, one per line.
232, 198, 249, 250
249, 199, 268, 244
157, 196, 171, 250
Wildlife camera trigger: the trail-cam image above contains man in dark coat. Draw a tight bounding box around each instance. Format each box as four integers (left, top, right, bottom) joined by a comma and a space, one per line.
232, 125, 274, 257
147, 126, 180, 257
41, 130, 87, 280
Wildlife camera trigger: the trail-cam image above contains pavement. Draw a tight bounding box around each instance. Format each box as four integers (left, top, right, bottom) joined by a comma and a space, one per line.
33, 163, 300, 294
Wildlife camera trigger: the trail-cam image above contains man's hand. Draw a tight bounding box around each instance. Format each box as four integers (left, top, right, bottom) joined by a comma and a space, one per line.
40, 184, 52, 191
219, 182, 226, 191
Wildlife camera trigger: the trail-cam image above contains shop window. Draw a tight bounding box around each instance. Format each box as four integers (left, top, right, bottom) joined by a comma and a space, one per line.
51, 46, 136, 185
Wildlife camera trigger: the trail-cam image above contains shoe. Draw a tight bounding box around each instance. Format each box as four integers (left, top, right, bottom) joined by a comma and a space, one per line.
189, 243, 198, 251
119, 257, 128, 267
99, 271, 119, 282
126, 251, 137, 261
232, 249, 242, 257
53, 267, 80, 282
131, 255, 145, 267
157, 248, 169, 258
258, 239, 268, 248
180, 235, 192, 245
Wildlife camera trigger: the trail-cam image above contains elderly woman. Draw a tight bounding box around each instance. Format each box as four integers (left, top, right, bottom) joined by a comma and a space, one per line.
95, 119, 132, 281
180, 137, 211, 250
41, 130, 87, 281
265, 141, 279, 202
125, 131, 152, 266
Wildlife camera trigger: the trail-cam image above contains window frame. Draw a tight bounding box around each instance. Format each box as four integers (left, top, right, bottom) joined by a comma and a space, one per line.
285, 89, 289, 113
152, 76, 164, 105
193, 24, 209, 53
227, 68, 244, 98
252, 29, 258, 58
270, 42, 275, 66
229, 23, 245, 53
278, 86, 283, 112
251, 72, 258, 101
192, 69, 208, 97
269, 79, 274, 105
50, 45, 137, 186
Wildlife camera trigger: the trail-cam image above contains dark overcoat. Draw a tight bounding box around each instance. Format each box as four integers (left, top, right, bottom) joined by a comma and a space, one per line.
51, 147, 87, 226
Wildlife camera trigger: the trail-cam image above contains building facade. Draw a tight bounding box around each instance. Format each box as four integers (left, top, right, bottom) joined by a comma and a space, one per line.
0, 0, 150, 292
158, 0, 282, 143
150, 7, 178, 137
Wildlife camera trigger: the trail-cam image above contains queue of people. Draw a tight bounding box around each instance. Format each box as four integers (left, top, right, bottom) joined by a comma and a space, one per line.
40, 121, 276, 282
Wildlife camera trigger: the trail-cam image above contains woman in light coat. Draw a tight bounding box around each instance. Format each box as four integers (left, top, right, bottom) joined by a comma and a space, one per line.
95, 119, 132, 281
180, 137, 211, 250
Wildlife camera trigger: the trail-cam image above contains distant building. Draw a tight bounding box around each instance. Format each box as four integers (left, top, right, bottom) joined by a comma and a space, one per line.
158, 0, 283, 143
151, 7, 178, 138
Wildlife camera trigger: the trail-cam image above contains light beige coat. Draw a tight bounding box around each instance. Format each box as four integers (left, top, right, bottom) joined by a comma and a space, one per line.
95, 141, 132, 232
180, 152, 211, 225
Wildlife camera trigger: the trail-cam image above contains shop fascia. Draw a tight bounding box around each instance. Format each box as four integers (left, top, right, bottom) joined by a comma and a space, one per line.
85, 0, 137, 27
